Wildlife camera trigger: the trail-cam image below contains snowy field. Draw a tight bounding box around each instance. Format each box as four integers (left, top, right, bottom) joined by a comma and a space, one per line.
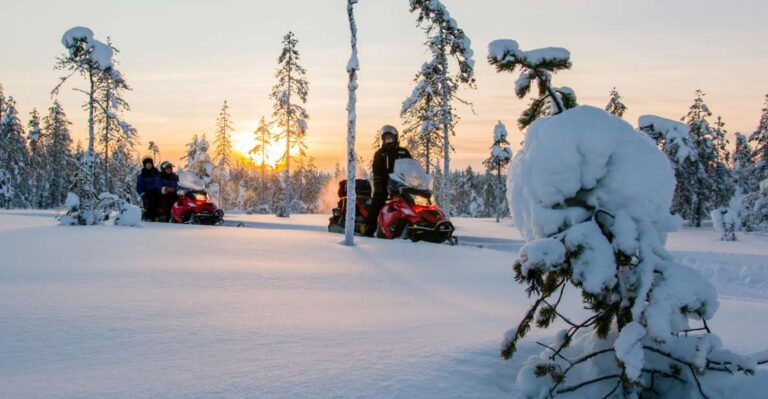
1, 210, 767, 398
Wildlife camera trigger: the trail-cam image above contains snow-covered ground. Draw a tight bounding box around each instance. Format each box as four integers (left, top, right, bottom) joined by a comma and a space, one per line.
1, 211, 766, 398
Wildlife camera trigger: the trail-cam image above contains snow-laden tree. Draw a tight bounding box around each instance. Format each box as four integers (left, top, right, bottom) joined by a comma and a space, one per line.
678, 90, 724, 226
270, 31, 309, 217
94, 38, 136, 194
505, 105, 761, 398
733, 133, 757, 194
53, 27, 115, 224
483, 121, 512, 222
709, 116, 734, 210
213, 100, 234, 208
42, 100, 74, 207
638, 115, 703, 225
213, 100, 234, 171
407, 0, 475, 211
401, 59, 451, 175
750, 179, 768, 231
27, 108, 47, 208
0, 96, 30, 209
749, 94, 768, 182
250, 116, 272, 196
344, 0, 360, 245
605, 87, 628, 118
488, 39, 576, 130
182, 134, 216, 196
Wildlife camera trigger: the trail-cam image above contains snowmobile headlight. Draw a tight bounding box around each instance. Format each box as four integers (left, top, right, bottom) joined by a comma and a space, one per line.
412, 194, 432, 206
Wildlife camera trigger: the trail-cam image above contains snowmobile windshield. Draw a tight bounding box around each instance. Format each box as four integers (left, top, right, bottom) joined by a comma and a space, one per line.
389, 159, 432, 190
178, 171, 205, 191
192, 192, 208, 201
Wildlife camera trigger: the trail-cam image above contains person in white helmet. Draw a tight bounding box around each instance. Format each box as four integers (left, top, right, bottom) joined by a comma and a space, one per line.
367, 125, 412, 235
158, 161, 179, 222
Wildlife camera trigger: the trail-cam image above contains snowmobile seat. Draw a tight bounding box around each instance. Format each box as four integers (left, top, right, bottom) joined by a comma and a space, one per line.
337, 179, 372, 198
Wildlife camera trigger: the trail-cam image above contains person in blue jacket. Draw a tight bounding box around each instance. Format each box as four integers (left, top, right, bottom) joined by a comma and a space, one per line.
136, 157, 161, 221
158, 161, 179, 222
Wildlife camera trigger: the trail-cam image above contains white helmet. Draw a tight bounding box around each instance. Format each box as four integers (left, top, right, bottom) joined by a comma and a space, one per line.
380, 125, 399, 141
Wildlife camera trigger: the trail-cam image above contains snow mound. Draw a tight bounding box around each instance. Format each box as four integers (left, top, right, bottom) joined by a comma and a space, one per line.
508, 105, 680, 241
61, 26, 93, 47
114, 203, 141, 227
488, 39, 570, 65
91, 40, 113, 69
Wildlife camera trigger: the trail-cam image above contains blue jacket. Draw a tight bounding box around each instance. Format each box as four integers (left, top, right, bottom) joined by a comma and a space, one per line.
160, 172, 179, 191
136, 168, 161, 196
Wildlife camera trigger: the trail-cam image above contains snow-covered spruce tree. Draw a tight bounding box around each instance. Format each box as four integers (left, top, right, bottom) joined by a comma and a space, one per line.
730, 133, 760, 231
27, 109, 47, 208
638, 115, 703, 225
709, 116, 734, 210
733, 133, 757, 194
270, 31, 309, 217
751, 179, 768, 231
488, 39, 576, 130
53, 27, 114, 224
605, 87, 628, 118
213, 100, 234, 208
678, 90, 721, 226
42, 100, 74, 207
749, 94, 768, 182
250, 116, 272, 198
182, 134, 216, 195
344, 0, 359, 245
94, 38, 136, 194
483, 121, 512, 222
401, 59, 451, 175
505, 106, 761, 398
408, 0, 475, 211
0, 96, 30, 209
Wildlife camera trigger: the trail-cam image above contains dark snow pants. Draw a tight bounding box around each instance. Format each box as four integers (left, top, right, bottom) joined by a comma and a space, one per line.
367, 179, 388, 234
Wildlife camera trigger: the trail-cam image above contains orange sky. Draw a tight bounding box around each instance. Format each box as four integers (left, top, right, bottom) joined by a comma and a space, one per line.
3, 0, 767, 171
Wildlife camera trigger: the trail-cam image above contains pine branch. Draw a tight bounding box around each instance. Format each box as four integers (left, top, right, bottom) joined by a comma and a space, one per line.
554, 374, 621, 396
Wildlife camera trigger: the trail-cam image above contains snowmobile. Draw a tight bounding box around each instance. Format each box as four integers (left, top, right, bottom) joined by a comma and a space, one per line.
169, 172, 224, 225
328, 159, 456, 245
170, 188, 224, 225
327, 178, 375, 236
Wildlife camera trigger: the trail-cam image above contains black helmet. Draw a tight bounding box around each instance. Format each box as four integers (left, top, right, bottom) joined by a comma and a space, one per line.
380, 125, 399, 142
142, 157, 154, 166
160, 161, 174, 170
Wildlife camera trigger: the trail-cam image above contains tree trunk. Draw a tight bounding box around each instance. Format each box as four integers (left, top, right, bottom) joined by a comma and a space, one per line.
284, 57, 293, 217
344, 0, 359, 246
496, 166, 502, 223
104, 86, 111, 193
437, 27, 451, 215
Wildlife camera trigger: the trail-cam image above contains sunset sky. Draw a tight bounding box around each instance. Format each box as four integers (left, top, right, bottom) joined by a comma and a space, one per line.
3, 0, 767, 171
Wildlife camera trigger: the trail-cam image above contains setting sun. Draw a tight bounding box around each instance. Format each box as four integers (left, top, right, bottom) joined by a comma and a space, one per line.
232, 130, 301, 170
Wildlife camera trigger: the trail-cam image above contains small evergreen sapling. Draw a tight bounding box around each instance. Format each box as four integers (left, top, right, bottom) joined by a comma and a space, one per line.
483, 121, 512, 222
605, 87, 628, 118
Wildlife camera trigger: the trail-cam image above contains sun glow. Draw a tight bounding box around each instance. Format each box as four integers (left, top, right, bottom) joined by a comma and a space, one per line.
232, 130, 300, 170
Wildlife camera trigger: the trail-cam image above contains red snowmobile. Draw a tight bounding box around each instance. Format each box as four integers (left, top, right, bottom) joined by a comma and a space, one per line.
328, 179, 375, 236
170, 188, 224, 225
328, 159, 456, 244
